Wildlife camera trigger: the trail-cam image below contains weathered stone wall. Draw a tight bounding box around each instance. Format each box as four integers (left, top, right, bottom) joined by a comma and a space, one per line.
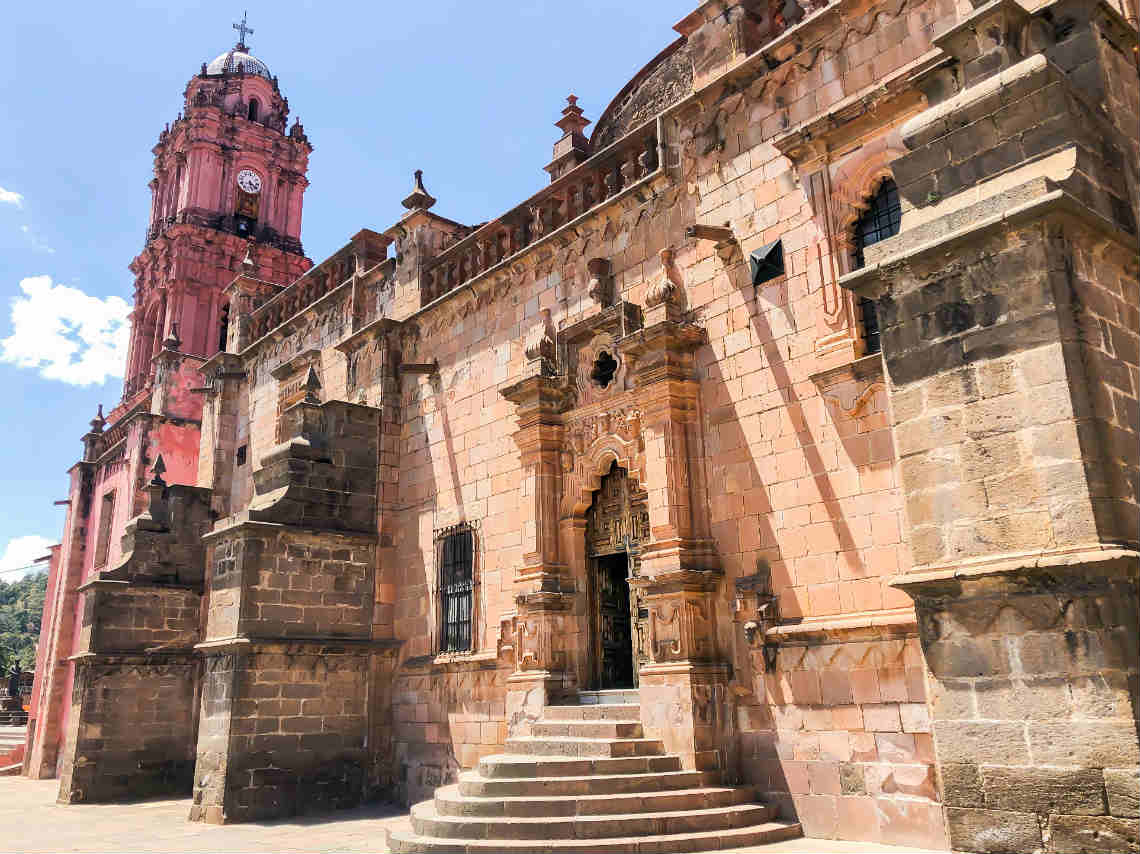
205, 529, 376, 642
390, 658, 508, 805
190, 644, 371, 823
744, 631, 945, 847
57, 656, 200, 803
913, 560, 1138, 854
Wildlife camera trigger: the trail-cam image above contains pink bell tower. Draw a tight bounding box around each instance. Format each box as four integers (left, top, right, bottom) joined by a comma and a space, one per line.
24, 16, 313, 781
123, 13, 312, 396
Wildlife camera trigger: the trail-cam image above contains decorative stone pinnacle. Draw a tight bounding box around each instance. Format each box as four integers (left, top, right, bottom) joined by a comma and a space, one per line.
163, 322, 182, 351
89, 404, 106, 433
303, 365, 322, 403
646, 246, 684, 309
401, 169, 437, 211
555, 94, 591, 138
150, 454, 167, 486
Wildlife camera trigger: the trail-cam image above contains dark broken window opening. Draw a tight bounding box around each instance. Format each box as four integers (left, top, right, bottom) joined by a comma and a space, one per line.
591, 351, 618, 389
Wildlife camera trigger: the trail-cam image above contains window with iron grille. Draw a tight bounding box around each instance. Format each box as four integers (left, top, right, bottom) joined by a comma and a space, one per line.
852, 178, 901, 354
437, 524, 475, 653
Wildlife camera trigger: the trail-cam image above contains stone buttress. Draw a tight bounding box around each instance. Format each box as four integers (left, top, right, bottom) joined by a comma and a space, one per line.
842, 0, 1140, 849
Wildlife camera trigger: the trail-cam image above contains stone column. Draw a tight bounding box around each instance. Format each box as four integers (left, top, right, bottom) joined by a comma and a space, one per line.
500, 324, 577, 734
619, 281, 731, 773
842, 3, 1139, 850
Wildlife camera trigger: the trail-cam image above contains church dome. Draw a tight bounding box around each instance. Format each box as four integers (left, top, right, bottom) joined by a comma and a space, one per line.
204, 48, 272, 79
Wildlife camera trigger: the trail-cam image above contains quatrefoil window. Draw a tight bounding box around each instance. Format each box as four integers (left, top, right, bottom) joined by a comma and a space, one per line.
590, 351, 618, 389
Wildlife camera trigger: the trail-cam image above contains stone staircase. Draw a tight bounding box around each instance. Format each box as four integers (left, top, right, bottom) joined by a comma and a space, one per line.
387, 691, 800, 853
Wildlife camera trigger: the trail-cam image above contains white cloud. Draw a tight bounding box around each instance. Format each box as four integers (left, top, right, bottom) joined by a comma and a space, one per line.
0, 535, 54, 580
1, 275, 130, 386
19, 225, 54, 254
0, 187, 23, 207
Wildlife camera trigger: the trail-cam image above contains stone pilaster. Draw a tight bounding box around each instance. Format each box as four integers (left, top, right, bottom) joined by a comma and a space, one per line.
619, 300, 731, 772
842, 3, 1139, 850
500, 349, 577, 733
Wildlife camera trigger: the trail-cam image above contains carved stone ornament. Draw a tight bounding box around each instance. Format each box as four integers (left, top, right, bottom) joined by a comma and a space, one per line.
523, 308, 557, 365
586, 257, 612, 307
645, 247, 684, 309
575, 331, 627, 406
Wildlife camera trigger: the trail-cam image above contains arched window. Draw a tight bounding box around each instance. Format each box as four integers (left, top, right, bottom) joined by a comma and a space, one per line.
851, 178, 902, 354
247, 98, 260, 122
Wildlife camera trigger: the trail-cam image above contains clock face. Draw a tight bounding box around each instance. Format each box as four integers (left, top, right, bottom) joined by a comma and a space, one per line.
237, 169, 262, 194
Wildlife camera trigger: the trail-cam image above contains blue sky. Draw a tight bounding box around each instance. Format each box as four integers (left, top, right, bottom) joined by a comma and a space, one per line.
0, 1, 696, 578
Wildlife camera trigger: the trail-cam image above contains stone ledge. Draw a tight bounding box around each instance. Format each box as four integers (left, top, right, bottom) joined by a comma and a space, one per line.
399, 651, 502, 674
764, 607, 917, 643
203, 515, 380, 542
808, 352, 884, 390
841, 189, 1138, 298
890, 545, 1140, 591
195, 635, 400, 653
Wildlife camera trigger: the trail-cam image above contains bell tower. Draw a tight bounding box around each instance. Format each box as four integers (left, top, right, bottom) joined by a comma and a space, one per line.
122, 16, 312, 401
23, 20, 314, 783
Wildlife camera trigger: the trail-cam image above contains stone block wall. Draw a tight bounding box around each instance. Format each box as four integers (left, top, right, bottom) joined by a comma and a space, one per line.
190, 643, 371, 823
910, 559, 1138, 854
390, 658, 508, 806
57, 655, 200, 803
743, 631, 946, 849
206, 528, 376, 642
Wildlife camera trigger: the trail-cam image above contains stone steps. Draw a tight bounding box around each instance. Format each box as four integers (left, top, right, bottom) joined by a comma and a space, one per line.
457, 769, 720, 797
573, 689, 641, 705
504, 736, 664, 758
542, 703, 640, 721
531, 720, 644, 738
410, 800, 778, 840
478, 753, 681, 779
435, 783, 759, 817
387, 699, 801, 853
387, 821, 802, 853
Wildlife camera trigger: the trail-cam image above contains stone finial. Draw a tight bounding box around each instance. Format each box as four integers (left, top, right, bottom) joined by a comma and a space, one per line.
523, 309, 557, 367
89, 404, 106, 434
645, 247, 684, 309
150, 454, 167, 486
555, 95, 591, 138
303, 365, 322, 403
242, 243, 256, 271
586, 258, 613, 307
162, 322, 182, 351
402, 169, 437, 211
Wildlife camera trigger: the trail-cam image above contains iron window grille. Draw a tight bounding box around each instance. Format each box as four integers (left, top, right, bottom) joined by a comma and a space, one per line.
436, 522, 476, 653
852, 178, 902, 355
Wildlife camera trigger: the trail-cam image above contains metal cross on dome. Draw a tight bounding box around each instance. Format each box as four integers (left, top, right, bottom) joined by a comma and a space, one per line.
233, 11, 254, 49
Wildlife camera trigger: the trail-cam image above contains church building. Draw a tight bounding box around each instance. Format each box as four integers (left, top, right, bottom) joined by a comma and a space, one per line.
24, 2, 1139, 852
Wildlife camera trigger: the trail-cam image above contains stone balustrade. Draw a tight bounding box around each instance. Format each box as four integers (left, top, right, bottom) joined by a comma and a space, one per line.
419, 123, 662, 305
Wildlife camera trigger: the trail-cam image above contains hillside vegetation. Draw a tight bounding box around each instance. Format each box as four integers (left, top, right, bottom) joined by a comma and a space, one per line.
0, 572, 47, 671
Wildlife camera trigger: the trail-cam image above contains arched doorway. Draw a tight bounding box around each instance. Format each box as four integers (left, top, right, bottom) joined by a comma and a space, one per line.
585, 462, 650, 690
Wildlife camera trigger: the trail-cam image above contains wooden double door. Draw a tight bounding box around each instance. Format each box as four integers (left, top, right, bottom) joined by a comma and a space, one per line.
585, 463, 649, 690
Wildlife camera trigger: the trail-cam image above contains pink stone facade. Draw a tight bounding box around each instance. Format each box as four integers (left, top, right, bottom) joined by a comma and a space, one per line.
27, 3, 1139, 852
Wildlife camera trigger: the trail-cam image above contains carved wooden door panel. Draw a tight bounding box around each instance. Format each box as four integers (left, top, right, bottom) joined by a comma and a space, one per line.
586, 463, 650, 689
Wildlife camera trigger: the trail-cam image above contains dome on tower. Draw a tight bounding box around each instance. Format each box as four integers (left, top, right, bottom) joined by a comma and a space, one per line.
204, 47, 272, 79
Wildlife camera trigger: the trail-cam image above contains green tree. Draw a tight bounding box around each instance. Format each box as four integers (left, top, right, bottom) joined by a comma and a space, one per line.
0, 572, 48, 671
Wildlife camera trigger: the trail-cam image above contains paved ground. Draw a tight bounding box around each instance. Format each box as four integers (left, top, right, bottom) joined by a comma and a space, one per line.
0, 778, 944, 853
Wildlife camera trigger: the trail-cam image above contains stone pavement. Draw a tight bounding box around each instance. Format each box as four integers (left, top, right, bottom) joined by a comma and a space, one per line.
0, 777, 947, 853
